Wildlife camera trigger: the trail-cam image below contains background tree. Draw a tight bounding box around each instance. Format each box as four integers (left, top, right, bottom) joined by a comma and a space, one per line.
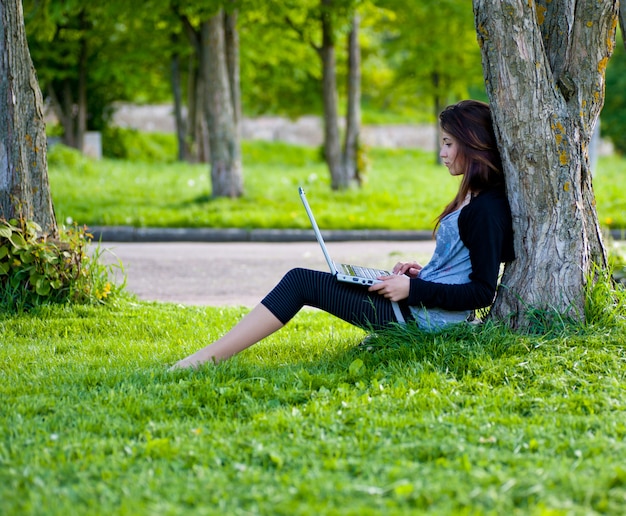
0, 0, 56, 234
343, 12, 362, 185
284, 0, 365, 190
205, 5, 243, 197
171, 1, 243, 197
474, 0, 621, 327
174, 3, 211, 163
377, 0, 483, 163
24, 0, 171, 151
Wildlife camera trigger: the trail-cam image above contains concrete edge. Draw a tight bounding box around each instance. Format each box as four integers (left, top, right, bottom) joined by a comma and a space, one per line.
87, 226, 626, 244
87, 226, 435, 243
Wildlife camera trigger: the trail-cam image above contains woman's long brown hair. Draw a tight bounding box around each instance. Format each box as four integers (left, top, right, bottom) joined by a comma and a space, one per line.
435, 100, 505, 228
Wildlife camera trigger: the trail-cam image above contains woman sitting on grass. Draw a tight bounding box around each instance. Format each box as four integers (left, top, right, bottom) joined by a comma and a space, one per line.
172, 99, 515, 369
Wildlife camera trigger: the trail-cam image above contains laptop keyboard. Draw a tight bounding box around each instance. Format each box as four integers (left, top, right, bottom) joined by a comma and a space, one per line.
341, 264, 390, 279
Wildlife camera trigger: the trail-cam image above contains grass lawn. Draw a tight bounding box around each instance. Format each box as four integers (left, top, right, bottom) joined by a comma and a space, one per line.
2, 294, 626, 515
2, 139, 624, 514
48, 140, 626, 232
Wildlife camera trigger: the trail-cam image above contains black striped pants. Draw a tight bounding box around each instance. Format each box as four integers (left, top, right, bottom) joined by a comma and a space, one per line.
260, 268, 407, 331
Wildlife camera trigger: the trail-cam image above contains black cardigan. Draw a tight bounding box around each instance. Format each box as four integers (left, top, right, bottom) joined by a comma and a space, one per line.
407, 189, 515, 311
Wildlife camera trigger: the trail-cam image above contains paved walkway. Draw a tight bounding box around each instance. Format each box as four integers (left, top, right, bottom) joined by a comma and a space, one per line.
99, 240, 436, 307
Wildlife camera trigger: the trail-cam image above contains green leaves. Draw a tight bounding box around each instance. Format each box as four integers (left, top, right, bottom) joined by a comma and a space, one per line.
0, 217, 124, 311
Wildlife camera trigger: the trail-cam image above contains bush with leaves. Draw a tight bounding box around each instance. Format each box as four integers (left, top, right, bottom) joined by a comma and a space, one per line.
0, 218, 125, 311
101, 127, 177, 162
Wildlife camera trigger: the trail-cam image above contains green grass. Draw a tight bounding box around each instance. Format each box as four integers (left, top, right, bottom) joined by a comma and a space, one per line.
2, 295, 626, 515
6, 138, 623, 514
595, 154, 626, 230
48, 140, 626, 231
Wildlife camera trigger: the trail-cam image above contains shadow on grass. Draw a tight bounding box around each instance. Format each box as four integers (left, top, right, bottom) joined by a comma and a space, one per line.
158, 321, 536, 412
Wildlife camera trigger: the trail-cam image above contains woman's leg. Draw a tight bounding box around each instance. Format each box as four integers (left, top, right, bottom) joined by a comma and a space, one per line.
171, 268, 400, 369
170, 303, 283, 369
261, 268, 398, 329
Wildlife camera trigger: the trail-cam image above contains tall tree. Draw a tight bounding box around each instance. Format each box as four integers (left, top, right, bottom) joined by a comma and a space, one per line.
205, 7, 243, 197
24, 0, 172, 152
343, 12, 362, 186
177, 11, 211, 163
0, 0, 56, 234
319, 0, 344, 189
474, 0, 622, 327
285, 0, 363, 190
174, 2, 243, 197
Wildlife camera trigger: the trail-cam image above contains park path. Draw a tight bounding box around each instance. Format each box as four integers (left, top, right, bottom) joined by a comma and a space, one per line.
99, 240, 436, 307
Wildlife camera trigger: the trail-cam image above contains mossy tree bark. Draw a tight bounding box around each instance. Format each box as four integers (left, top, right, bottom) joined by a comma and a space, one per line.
0, 0, 56, 235
474, 0, 620, 327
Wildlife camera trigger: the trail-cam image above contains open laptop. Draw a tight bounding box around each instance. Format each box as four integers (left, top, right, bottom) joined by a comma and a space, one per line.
299, 187, 392, 286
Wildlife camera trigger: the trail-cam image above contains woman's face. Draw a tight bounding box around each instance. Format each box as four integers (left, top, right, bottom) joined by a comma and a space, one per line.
440, 131, 463, 176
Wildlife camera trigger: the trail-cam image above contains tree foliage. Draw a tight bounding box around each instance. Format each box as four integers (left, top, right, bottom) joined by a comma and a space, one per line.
376, 0, 483, 111
23, 0, 172, 148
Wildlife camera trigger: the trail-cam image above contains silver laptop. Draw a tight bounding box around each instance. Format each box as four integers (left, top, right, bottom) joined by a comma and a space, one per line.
299, 187, 392, 286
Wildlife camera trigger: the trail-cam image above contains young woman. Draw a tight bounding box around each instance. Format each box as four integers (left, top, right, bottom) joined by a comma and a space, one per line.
171, 100, 515, 369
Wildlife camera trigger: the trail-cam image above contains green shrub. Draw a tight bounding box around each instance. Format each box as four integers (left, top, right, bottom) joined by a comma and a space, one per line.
0, 218, 125, 311
46, 143, 87, 169
102, 127, 177, 162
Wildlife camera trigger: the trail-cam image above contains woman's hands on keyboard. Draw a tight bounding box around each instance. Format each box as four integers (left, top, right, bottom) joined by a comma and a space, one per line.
391, 261, 423, 278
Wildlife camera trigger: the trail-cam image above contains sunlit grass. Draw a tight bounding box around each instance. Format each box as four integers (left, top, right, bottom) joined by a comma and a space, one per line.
7, 138, 625, 514
1, 297, 626, 514
48, 140, 625, 231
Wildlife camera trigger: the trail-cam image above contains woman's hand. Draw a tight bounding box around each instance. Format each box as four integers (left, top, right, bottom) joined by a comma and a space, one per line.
391, 261, 423, 278
368, 273, 410, 302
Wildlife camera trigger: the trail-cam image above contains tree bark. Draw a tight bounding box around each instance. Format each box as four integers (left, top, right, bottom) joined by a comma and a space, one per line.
320, 0, 345, 190
474, 0, 618, 327
47, 81, 75, 148
0, 0, 56, 235
179, 14, 209, 164
76, 16, 87, 153
432, 72, 443, 165
44, 12, 89, 152
170, 50, 187, 162
224, 8, 241, 128
343, 13, 361, 186
204, 11, 243, 198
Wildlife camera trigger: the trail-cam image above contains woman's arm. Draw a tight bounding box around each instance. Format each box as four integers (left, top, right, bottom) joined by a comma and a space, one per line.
406, 191, 513, 311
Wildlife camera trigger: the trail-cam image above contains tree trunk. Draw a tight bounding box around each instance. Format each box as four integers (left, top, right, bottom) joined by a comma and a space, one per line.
50, 80, 75, 148
0, 0, 56, 234
432, 72, 443, 165
320, 0, 345, 190
186, 58, 200, 162
76, 23, 87, 152
473, 0, 618, 327
343, 12, 361, 187
46, 13, 89, 152
191, 56, 210, 164
203, 12, 243, 198
179, 14, 209, 164
171, 49, 187, 162
224, 7, 241, 128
